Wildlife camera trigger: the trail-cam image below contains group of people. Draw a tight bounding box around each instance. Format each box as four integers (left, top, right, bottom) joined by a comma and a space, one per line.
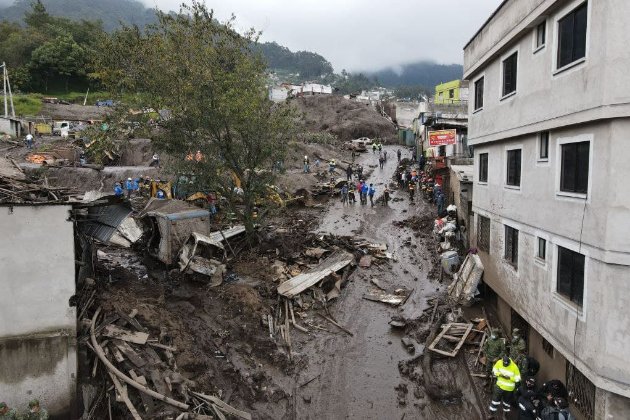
484, 328, 575, 419
0, 399, 47, 420
114, 176, 167, 199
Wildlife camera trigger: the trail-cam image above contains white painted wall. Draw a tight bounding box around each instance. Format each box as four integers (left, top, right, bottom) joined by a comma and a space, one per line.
0, 205, 77, 417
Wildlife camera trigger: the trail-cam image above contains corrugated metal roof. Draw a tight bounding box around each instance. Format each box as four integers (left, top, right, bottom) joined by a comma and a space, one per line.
80, 203, 133, 242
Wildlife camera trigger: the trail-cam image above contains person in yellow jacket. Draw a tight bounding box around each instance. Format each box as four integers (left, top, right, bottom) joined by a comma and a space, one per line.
489, 355, 521, 414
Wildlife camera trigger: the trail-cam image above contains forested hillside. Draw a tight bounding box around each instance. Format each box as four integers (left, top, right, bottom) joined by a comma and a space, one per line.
0, 0, 157, 31
367, 61, 463, 88
252, 42, 333, 79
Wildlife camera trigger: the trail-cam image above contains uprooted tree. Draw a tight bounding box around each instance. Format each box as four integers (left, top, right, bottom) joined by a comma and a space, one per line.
97, 1, 296, 237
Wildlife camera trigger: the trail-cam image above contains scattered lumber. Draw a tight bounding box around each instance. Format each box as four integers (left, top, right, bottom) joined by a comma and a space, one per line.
428, 323, 474, 357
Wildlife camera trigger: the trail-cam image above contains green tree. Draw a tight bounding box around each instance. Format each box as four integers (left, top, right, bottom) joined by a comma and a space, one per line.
30, 34, 87, 91
98, 1, 296, 236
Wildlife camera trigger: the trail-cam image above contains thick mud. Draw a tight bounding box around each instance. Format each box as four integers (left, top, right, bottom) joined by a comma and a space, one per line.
293, 146, 483, 420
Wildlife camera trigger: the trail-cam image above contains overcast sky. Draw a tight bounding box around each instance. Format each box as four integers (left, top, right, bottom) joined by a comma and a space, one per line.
142, 0, 503, 72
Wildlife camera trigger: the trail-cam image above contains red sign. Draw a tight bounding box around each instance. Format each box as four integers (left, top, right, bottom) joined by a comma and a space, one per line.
428, 129, 457, 146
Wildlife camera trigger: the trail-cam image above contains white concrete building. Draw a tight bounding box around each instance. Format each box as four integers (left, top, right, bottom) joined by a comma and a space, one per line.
464, 1, 630, 418
0, 204, 77, 417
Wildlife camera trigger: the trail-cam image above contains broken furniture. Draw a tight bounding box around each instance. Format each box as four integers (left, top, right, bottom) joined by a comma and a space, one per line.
428, 323, 474, 357
446, 253, 484, 306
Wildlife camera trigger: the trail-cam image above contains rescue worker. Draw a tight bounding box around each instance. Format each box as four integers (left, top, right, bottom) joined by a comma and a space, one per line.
483, 328, 507, 381
408, 181, 415, 201
113, 182, 123, 197
151, 153, 160, 168
377, 143, 382, 152
372, 143, 377, 154
489, 355, 521, 414
25, 133, 34, 149
419, 153, 426, 171
368, 183, 376, 206
357, 165, 363, 179
436, 191, 445, 216
329, 159, 336, 174
346, 165, 353, 181
125, 177, 134, 198
348, 185, 356, 204
340, 183, 349, 205
383, 150, 388, 161
516, 377, 545, 420
23, 399, 48, 420
382, 187, 390, 206
541, 379, 569, 402
0, 402, 18, 420
303, 155, 310, 173
540, 397, 575, 420
520, 355, 541, 379
509, 328, 527, 372
361, 181, 369, 205
379, 155, 385, 169
329, 177, 336, 196
397, 149, 402, 162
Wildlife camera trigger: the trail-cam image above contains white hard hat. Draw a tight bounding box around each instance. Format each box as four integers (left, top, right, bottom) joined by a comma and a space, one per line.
128, 177, 132, 181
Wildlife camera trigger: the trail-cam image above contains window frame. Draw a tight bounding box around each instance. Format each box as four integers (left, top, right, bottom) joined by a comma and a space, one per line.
504, 225, 519, 270
506, 148, 522, 188
539, 131, 550, 161
478, 153, 488, 184
560, 141, 590, 195
537, 237, 547, 261
474, 76, 484, 111
556, 245, 585, 307
554, 1, 589, 74
534, 20, 547, 52
477, 215, 491, 253
501, 51, 518, 98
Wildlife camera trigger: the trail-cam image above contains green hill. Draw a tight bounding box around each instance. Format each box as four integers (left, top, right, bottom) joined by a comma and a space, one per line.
0, 0, 157, 31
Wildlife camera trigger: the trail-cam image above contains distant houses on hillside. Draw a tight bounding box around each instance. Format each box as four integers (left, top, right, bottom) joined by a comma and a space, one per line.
269, 83, 333, 102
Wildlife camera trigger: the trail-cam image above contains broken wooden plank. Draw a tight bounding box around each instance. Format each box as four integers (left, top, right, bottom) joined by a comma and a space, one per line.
149, 369, 170, 397
363, 288, 412, 306
107, 371, 142, 420
147, 342, 177, 352
114, 340, 146, 368
428, 323, 474, 357
129, 370, 155, 414
316, 313, 353, 336
277, 251, 354, 298
102, 325, 149, 345
192, 392, 252, 420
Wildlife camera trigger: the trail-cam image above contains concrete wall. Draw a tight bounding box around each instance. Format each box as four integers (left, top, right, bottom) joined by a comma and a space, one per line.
0, 205, 77, 417
465, 0, 630, 144
471, 121, 630, 399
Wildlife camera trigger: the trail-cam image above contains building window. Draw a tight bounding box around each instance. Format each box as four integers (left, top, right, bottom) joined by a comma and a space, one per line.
560, 141, 589, 194
557, 246, 585, 306
504, 225, 519, 269
506, 149, 521, 187
474, 77, 484, 110
567, 362, 596, 419
539, 131, 549, 160
537, 237, 547, 260
449, 89, 455, 99
536, 21, 546, 49
542, 337, 554, 357
478, 215, 490, 252
502, 52, 518, 96
557, 2, 588, 69
479, 153, 488, 183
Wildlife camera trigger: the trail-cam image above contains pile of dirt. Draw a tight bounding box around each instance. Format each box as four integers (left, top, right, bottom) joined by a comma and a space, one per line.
293, 95, 396, 142
40, 102, 110, 121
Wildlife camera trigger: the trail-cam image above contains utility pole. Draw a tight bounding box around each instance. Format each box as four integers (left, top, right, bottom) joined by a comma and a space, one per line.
1, 62, 14, 118
2, 62, 7, 118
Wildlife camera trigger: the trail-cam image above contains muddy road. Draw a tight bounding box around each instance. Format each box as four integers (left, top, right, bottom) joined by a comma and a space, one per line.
292, 146, 482, 420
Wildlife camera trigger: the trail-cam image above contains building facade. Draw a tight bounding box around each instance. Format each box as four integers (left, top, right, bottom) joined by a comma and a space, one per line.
0, 205, 77, 418
434, 79, 469, 105
464, 1, 630, 418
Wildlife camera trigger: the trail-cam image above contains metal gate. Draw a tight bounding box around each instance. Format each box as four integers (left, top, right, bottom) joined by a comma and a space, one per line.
567, 362, 596, 419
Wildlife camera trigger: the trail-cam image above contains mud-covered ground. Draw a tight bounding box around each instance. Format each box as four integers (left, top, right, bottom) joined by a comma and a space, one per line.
79, 145, 487, 419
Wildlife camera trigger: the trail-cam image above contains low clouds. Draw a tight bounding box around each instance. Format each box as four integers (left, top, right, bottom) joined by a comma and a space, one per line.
145, 0, 502, 71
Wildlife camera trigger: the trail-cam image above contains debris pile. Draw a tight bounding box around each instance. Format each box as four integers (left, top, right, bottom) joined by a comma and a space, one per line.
0, 157, 75, 203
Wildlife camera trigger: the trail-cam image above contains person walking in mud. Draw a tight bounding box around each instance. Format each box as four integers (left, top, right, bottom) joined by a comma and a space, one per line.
368, 183, 376, 206
361, 181, 369, 205
379, 155, 385, 169
397, 149, 402, 162
346, 165, 353, 182
382, 187, 390, 206
340, 183, 349, 205
348, 185, 356, 204
384, 150, 388, 161
408, 182, 415, 202
372, 143, 377, 154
